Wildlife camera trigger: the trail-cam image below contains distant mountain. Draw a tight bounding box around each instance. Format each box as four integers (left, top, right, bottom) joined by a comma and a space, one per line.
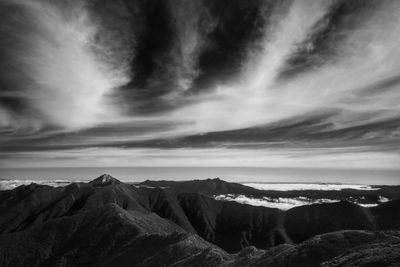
141, 178, 400, 205
0, 175, 399, 266
140, 178, 263, 196
89, 174, 122, 186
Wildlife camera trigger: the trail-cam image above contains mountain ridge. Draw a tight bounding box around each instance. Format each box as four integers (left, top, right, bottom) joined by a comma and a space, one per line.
0, 176, 399, 266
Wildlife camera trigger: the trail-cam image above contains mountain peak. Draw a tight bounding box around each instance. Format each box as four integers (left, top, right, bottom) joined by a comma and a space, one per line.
89, 174, 121, 186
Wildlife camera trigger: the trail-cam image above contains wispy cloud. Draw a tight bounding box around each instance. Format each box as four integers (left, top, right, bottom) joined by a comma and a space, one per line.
167, 0, 216, 93
0, 0, 399, 174
171, 0, 400, 135
0, 0, 129, 131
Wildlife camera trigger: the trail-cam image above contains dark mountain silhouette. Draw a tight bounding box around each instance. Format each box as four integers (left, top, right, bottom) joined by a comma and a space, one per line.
370, 198, 400, 229
229, 230, 400, 267
178, 193, 287, 252
140, 178, 262, 195
140, 178, 400, 205
0, 176, 400, 266
284, 201, 376, 243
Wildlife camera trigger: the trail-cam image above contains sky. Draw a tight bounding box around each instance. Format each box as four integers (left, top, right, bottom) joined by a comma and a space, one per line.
0, 0, 399, 182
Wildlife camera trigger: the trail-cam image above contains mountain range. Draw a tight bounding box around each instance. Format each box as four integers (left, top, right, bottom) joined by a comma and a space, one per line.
0, 174, 399, 266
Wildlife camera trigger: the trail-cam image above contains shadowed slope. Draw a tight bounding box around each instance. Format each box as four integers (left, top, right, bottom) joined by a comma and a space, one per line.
178, 193, 288, 252
224, 230, 400, 267
0, 203, 231, 267
284, 201, 376, 243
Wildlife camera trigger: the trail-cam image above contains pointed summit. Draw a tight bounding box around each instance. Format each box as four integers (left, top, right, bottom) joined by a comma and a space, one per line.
89, 174, 121, 187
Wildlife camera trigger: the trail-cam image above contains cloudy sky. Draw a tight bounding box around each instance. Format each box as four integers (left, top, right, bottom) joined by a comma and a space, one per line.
0, 0, 399, 180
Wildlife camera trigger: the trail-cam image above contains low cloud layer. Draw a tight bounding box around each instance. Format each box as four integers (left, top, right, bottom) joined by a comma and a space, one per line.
243, 183, 379, 191
214, 193, 390, 210
214, 194, 339, 210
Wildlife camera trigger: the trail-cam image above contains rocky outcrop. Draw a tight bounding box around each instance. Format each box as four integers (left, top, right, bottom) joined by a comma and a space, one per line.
89, 174, 122, 187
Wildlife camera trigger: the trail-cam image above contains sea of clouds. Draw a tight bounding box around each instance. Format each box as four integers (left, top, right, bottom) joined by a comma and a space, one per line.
0, 180, 81, 191
214, 194, 389, 210
243, 183, 380, 191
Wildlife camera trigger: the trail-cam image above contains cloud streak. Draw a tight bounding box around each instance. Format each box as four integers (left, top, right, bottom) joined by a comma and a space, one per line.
0, 0, 130, 131
172, 0, 400, 135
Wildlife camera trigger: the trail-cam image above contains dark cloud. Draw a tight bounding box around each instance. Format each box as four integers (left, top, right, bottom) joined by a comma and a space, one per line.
189, 0, 269, 93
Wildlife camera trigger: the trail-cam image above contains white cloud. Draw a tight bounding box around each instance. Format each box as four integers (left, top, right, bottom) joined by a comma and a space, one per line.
243, 183, 379, 191
3, 0, 400, 137
168, 0, 216, 93
214, 193, 391, 210
2, 0, 129, 130
169, 0, 400, 135
0, 179, 82, 191
214, 194, 339, 210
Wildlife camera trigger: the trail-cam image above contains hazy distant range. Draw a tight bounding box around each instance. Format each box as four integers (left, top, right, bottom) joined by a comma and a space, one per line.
1, 167, 399, 185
